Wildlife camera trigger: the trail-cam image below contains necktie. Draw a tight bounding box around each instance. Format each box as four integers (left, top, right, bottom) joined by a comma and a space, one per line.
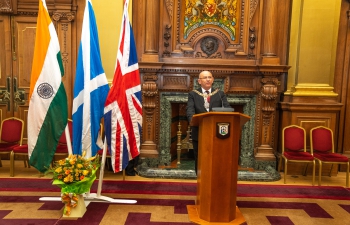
205, 91, 210, 103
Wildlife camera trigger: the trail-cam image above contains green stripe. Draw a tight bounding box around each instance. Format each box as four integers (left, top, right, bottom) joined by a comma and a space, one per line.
57, 51, 64, 77
29, 83, 68, 173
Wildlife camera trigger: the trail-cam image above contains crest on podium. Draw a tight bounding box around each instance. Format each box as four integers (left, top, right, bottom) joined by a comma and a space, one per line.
216, 122, 230, 139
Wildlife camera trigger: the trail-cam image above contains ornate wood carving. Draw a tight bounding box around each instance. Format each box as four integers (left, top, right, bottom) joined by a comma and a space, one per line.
0, 0, 12, 13
137, 1, 292, 170
140, 73, 159, 157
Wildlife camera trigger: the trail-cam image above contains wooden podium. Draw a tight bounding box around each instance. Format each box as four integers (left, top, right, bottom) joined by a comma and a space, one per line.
187, 112, 250, 224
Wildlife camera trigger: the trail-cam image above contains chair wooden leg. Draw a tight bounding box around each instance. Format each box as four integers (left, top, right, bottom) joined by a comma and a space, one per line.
318, 161, 323, 186
328, 163, 334, 177
284, 159, 288, 184
10, 151, 15, 177
303, 163, 309, 176
311, 160, 315, 186
346, 162, 349, 188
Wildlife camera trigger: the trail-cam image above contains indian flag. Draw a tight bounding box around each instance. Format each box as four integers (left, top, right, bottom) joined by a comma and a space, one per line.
28, 0, 68, 173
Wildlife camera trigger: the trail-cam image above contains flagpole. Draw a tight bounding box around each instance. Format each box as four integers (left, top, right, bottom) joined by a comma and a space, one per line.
96, 137, 107, 197
65, 125, 72, 155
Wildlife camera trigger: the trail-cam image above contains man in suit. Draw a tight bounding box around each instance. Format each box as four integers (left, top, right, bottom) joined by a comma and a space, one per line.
186, 71, 231, 174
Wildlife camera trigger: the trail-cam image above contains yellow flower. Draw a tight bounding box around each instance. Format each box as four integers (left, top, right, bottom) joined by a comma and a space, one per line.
63, 175, 71, 183
69, 159, 76, 165
82, 170, 89, 176
55, 167, 62, 173
58, 160, 65, 166
77, 164, 83, 169
86, 156, 96, 161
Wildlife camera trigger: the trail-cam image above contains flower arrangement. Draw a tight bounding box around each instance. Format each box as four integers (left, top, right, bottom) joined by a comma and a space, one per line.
47, 151, 100, 216
50, 151, 100, 184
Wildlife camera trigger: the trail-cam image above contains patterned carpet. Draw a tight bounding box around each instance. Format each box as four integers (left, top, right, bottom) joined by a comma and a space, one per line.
0, 179, 349, 225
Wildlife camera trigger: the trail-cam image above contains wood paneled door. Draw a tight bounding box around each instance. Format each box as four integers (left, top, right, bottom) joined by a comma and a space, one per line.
0, 15, 35, 143
0, 0, 78, 143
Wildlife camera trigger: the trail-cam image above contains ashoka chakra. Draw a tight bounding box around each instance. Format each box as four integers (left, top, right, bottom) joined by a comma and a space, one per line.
37, 83, 54, 99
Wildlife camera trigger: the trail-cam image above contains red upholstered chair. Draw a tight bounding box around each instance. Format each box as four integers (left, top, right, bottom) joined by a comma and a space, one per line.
0, 117, 24, 168
10, 119, 72, 177
278, 125, 315, 185
310, 126, 349, 187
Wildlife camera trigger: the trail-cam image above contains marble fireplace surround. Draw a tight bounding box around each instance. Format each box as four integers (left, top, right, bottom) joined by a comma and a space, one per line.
138, 82, 281, 181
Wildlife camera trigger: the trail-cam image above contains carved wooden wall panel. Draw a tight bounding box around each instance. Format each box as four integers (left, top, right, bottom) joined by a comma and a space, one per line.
134, 0, 292, 170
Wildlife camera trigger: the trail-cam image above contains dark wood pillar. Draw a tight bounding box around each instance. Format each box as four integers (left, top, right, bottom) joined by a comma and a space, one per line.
261, 0, 280, 65
141, 0, 159, 62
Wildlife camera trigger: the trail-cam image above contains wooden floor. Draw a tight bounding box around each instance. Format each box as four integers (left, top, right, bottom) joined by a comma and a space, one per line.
0, 159, 348, 187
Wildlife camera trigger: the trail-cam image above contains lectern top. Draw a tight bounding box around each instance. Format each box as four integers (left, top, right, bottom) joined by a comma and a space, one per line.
191, 112, 250, 127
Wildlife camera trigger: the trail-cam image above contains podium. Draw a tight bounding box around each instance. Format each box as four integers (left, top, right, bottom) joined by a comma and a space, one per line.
187, 112, 250, 224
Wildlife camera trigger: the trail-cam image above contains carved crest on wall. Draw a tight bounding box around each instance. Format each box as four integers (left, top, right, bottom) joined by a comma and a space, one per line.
183, 0, 238, 41
167, 0, 259, 60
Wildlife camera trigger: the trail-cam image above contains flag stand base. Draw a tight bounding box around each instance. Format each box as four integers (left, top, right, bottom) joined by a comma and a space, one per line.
82, 193, 137, 203
39, 193, 137, 204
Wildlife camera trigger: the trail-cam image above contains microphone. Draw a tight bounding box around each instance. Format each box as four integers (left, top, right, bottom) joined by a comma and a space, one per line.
217, 89, 224, 108
212, 89, 235, 112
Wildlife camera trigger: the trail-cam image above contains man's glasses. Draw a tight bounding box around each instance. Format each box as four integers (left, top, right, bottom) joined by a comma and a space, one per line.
199, 76, 213, 80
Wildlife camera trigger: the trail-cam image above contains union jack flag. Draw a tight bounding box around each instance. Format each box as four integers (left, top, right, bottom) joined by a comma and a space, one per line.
104, 0, 142, 173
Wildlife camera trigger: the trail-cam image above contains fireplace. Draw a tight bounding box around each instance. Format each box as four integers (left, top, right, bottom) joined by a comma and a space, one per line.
158, 92, 257, 168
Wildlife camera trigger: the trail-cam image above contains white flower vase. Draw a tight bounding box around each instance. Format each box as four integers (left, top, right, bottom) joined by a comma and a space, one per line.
62, 194, 86, 218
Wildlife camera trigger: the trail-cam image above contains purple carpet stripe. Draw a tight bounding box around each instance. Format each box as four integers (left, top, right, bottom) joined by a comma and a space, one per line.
237, 201, 333, 218
266, 216, 294, 225
339, 204, 350, 213
134, 199, 194, 214
124, 213, 192, 225
0, 210, 11, 219
0, 196, 50, 203
237, 184, 350, 200
0, 179, 197, 195
38, 201, 65, 210
1, 219, 58, 225
98, 180, 196, 195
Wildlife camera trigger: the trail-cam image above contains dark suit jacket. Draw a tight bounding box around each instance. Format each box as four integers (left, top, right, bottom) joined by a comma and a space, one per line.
186, 88, 231, 141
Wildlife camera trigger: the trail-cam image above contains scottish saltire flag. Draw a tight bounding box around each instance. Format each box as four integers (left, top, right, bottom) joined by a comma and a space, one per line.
104, 0, 142, 173
72, 0, 110, 158
28, 0, 68, 173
